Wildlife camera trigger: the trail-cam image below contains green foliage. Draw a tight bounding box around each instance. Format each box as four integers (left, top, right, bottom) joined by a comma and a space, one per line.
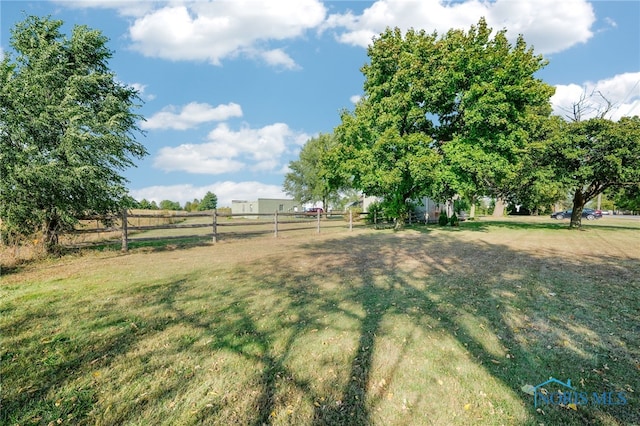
438, 211, 449, 226
344, 207, 363, 222
611, 183, 640, 212
453, 199, 470, 214
0, 16, 147, 249
542, 115, 640, 227
137, 199, 159, 210
284, 133, 343, 210
333, 19, 554, 227
449, 212, 459, 227
184, 199, 200, 212
365, 202, 385, 224
159, 200, 181, 211
198, 191, 217, 211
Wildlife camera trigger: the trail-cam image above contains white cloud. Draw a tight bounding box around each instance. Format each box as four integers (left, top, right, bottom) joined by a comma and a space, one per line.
153, 122, 310, 174
350, 94, 362, 104
128, 0, 326, 67
551, 72, 640, 121
325, 0, 595, 55
142, 102, 243, 130
257, 49, 299, 70
130, 181, 288, 207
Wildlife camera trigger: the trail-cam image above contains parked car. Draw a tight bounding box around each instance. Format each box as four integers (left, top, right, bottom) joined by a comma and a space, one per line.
550, 208, 602, 220
305, 207, 324, 215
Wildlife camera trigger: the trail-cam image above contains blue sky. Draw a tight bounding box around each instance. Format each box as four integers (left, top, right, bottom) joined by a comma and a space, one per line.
2, 0, 639, 207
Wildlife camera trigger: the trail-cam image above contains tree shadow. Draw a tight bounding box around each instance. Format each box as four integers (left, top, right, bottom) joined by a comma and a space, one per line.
3, 229, 638, 424
279, 232, 639, 425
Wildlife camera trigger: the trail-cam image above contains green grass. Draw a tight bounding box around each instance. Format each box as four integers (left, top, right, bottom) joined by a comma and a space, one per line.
1, 217, 639, 425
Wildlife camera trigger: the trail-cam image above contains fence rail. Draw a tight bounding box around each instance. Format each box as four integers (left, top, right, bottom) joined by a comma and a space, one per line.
69, 209, 364, 251
66, 209, 438, 251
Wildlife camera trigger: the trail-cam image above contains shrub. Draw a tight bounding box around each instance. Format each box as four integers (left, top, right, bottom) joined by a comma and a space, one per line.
450, 212, 459, 227
438, 211, 449, 226
344, 207, 363, 222
366, 202, 384, 224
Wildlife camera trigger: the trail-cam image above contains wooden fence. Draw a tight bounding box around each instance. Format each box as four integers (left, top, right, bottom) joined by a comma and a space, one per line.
71, 210, 364, 252
68, 208, 437, 251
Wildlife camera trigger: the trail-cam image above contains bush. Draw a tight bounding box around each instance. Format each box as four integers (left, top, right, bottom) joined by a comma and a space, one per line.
450, 212, 459, 226
366, 202, 384, 224
438, 212, 449, 226
344, 207, 363, 222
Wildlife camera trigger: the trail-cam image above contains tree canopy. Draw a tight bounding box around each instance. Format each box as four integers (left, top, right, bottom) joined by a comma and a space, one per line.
546, 115, 640, 227
0, 16, 147, 249
283, 133, 343, 210
331, 18, 554, 227
198, 191, 218, 211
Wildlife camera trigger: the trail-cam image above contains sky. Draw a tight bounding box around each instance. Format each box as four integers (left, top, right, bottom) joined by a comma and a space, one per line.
2, 0, 639, 208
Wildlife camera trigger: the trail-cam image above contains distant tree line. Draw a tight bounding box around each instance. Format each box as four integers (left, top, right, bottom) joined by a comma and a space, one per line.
134, 191, 218, 212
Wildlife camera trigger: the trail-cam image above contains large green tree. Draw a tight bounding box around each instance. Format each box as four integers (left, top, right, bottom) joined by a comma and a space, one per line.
549, 116, 640, 228
283, 133, 343, 210
332, 19, 554, 227
0, 16, 147, 250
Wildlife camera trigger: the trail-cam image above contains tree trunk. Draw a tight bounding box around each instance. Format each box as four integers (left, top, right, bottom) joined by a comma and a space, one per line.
43, 215, 60, 253
570, 190, 585, 229
469, 196, 477, 219
394, 211, 407, 231
492, 198, 506, 217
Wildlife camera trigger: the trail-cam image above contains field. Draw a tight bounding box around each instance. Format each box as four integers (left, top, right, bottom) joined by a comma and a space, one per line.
1, 217, 639, 425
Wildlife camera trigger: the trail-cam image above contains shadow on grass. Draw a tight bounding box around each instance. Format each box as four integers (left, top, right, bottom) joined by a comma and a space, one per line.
249, 232, 638, 424
2, 230, 638, 424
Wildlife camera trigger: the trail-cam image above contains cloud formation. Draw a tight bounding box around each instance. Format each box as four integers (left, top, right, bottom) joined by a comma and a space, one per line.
142, 102, 243, 130
60, 0, 597, 66
551, 72, 640, 121
153, 122, 310, 174
325, 0, 595, 55
130, 181, 288, 207
128, 0, 326, 68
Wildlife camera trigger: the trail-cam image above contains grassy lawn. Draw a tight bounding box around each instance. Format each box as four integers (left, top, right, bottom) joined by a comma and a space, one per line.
1, 217, 639, 425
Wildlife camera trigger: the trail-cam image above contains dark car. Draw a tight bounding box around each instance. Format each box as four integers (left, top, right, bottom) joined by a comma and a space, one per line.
305, 207, 324, 215
550, 208, 602, 220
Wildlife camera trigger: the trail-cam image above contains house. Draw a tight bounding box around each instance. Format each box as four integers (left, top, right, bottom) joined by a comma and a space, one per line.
356, 194, 444, 223
414, 196, 443, 223
231, 198, 299, 217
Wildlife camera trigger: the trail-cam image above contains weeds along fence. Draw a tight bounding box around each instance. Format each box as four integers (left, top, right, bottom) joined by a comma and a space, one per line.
69, 209, 365, 251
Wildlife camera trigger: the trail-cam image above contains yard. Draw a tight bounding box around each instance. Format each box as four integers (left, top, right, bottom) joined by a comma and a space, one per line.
1, 217, 639, 425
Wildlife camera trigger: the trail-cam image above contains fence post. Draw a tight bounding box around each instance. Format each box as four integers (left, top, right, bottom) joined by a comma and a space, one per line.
212, 209, 217, 243
121, 209, 128, 252
374, 210, 377, 229
274, 210, 278, 238
349, 209, 353, 231
317, 209, 321, 234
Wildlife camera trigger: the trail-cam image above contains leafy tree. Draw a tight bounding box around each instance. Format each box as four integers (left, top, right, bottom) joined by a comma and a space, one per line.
197, 192, 217, 211
184, 198, 200, 212
611, 183, 640, 213
0, 16, 147, 250
549, 116, 640, 227
333, 19, 554, 228
501, 116, 568, 214
159, 200, 181, 211
284, 133, 344, 210
138, 199, 159, 210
